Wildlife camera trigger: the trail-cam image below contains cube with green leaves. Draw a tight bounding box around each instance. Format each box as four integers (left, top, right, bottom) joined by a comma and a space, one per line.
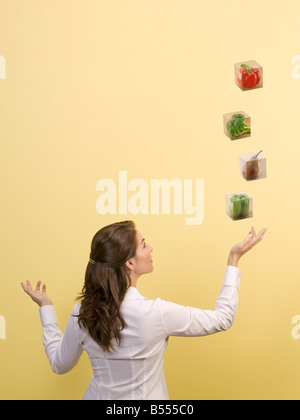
223, 111, 251, 141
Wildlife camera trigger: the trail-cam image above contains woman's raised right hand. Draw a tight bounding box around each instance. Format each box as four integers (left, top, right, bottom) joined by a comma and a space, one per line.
227, 226, 267, 267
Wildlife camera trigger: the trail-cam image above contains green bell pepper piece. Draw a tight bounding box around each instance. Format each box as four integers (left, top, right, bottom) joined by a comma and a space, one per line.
229, 194, 250, 219
229, 194, 242, 218
239, 194, 250, 218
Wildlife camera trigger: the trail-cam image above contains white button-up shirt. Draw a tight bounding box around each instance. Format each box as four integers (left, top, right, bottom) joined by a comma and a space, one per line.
39, 265, 241, 400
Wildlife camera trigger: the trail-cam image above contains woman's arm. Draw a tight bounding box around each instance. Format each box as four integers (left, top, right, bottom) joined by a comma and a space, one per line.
21, 280, 83, 374
159, 265, 240, 336
39, 304, 83, 374
159, 226, 267, 337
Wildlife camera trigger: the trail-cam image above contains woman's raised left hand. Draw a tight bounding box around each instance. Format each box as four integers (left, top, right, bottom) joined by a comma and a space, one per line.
21, 280, 53, 307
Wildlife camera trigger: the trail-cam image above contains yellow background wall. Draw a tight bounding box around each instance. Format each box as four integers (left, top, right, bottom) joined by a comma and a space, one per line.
1, 0, 300, 399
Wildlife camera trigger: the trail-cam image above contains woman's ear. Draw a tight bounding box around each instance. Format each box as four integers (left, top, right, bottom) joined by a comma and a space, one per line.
125, 258, 135, 271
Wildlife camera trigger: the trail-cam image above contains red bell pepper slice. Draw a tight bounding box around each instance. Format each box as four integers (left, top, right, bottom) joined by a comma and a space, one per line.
237, 64, 260, 89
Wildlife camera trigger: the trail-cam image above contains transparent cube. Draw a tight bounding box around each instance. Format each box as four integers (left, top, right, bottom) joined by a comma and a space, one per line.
225, 192, 253, 221
223, 111, 251, 141
234, 60, 263, 91
239, 151, 266, 181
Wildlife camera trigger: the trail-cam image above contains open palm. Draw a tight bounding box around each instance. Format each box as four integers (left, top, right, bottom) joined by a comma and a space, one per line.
21, 280, 53, 307
228, 226, 267, 267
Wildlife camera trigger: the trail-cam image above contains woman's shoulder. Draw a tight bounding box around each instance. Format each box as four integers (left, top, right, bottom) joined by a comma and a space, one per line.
71, 301, 82, 316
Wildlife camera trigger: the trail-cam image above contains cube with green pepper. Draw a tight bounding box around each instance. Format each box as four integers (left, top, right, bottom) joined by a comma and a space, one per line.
226, 192, 253, 220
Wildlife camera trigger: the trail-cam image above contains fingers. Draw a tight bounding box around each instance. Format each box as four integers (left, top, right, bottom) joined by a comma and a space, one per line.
239, 226, 267, 252
229, 226, 267, 266
20, 282, 27, 293
248, 226, 266, 240
247, 226, 267, 249
243, 229, 254, 244
21, 280, 51, 307
21, 280, 46, 297
253, 228, 267, 246
35, 280, 42, 293
251, 227, 267, 242
42, 283, 47, 296
21, 280, 33, 294
257, 227, 267, 239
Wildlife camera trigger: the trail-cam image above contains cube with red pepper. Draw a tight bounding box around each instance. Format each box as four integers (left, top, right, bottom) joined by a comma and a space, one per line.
234, 60, 263, 91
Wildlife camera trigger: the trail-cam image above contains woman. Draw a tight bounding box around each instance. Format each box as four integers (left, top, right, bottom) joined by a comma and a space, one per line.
21, 221, 267, 400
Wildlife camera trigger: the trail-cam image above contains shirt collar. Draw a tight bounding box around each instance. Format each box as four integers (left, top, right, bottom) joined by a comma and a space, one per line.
124, 286, 144, 300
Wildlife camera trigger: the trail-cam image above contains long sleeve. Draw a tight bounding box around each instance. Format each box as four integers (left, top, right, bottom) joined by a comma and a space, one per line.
39, 304, 83, 374
158, 265, 241, 337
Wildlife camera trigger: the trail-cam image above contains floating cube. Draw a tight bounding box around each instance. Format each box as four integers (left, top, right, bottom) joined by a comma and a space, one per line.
239, 151, 266, 181
234, 60, 263, 91
225, 192, 253, 221
223, 111, 251, 141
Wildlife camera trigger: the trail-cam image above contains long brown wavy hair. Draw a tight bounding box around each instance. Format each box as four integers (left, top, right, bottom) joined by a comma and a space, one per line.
76, 221, 137, 353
